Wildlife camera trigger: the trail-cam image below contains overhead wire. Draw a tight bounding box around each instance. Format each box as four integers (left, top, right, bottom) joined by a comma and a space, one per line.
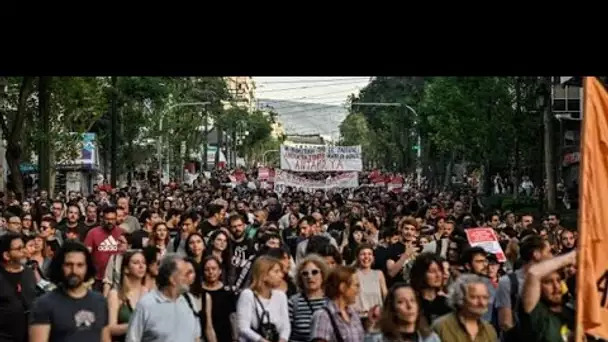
256, 80, 368, 93
257, 77, 369, 85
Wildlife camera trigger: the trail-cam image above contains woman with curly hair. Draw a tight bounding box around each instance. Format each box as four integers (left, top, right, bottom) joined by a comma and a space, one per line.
204, 229, 236, 286
408, 253, 451, 325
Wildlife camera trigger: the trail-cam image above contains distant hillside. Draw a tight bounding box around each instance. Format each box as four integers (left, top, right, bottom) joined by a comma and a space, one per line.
257, 99, 347, 139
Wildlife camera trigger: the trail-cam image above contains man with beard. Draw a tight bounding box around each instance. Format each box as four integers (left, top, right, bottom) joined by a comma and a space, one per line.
244, 209, 267, 240
558, 229, 576, 254
200, 204, 224, 238
84, 206, 123, 291
460, 247, 498, 323
0, 233, 37, 342
520, 250, 576, 341
125, 253, 200, 342
29, 241, 110, 342
59, 204, 87, 242
229, 214, 255, 291
83, 203, 99, 232
422, 217, 455, 259
495, 234, 552, 341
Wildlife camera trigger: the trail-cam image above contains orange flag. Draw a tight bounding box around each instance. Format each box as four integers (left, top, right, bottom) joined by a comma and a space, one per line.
575, 76, 608, 341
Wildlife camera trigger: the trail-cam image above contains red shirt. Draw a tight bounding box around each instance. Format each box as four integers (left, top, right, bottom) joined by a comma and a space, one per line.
84, 226, 122, 280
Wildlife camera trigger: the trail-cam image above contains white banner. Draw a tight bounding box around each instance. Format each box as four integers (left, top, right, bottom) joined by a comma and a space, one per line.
273, 170, 359, 193
279, 145, 362, 172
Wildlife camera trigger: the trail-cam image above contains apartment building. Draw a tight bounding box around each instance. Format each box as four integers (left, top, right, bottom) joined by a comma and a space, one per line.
555, 76, 582, 186
224, 76, 255, 111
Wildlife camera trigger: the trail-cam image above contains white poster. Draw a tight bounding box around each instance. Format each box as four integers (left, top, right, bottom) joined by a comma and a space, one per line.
279, 145, 362, 172
273, 170, 359, 193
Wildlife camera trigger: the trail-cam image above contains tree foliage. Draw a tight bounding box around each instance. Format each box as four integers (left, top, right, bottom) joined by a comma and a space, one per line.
341, 76, 548, 194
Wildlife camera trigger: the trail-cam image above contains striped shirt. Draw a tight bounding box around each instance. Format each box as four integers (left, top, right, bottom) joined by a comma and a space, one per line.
288, 293, 328, 342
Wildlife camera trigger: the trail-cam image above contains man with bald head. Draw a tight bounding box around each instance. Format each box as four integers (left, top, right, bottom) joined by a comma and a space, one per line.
117, 195, 141, 234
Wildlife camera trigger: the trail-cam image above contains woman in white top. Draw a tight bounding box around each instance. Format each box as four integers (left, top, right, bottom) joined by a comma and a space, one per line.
237, 255, 291, 342
354, 244, 387, 320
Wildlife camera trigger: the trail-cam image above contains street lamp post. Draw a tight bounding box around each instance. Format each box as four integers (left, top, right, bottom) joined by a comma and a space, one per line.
351, 102, 422, 184
262, 149, 279, 167
144, 101, 210, 187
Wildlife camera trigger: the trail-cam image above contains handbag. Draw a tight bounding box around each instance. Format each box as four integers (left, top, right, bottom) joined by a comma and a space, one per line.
252, 293, 280, 342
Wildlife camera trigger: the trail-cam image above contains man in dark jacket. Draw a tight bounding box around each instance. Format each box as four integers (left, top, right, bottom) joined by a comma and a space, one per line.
0, 233, 37, 342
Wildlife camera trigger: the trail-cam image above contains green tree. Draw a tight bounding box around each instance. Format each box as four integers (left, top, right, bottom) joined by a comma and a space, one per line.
348, 77, 428, 172
338, 112, 372, 167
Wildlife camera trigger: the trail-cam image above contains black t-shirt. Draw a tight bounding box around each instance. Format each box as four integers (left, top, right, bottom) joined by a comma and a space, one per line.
60, 222, 90, 242
0, 267, 37, 342
420, 294, 451, 324
30, 289, 108, 342
231, 238, 255, 281
387, 241, 422, 285
373, 245, 390, 272
130, 229, 150, 249
199, 220, 218, 237
207, 287, 237, 342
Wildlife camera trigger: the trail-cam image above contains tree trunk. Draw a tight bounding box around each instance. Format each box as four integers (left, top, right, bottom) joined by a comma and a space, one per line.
4, 77, 35, 200
110, 76, 118, 188
0, 77, 7, 195
443, 150, 456, 189
513, 77, 522, 199
542, 76, 557, 210
38, 76, 52, 193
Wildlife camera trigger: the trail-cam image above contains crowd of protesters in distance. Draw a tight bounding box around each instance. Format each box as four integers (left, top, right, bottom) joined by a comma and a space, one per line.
0, 169, 583, 342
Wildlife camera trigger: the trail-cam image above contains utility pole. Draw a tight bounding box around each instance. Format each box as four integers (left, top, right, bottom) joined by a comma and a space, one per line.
352, 102, 422, 181
203, 110, 209, 171
110, 76, 118, 188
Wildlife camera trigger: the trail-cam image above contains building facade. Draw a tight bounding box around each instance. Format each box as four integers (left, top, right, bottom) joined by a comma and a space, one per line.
555, 76, 582, 187
224, 77, 255, 111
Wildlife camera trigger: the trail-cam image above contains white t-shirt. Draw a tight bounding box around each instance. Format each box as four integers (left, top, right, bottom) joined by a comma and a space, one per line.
236, 289, 290, 342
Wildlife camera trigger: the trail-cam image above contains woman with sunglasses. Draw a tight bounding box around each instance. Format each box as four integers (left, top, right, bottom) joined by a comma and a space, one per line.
289, 254, 329, 342
107, 250, 148, 342
365, 284, 440, 342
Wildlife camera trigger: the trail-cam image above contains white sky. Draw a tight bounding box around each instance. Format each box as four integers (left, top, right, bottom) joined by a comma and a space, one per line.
253, 77, 371, 139
253, 77, 371, 105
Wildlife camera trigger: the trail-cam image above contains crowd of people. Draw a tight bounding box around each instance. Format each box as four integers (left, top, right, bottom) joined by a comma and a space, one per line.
0, 171, 583, 342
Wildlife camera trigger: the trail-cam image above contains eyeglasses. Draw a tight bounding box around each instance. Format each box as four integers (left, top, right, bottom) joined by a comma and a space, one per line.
300, 269, 320, 277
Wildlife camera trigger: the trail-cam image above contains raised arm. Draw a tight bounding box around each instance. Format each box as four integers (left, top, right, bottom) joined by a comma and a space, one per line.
521, 250, 576, 313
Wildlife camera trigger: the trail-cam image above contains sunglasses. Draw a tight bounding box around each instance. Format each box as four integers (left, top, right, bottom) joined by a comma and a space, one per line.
300, 269, 320, 277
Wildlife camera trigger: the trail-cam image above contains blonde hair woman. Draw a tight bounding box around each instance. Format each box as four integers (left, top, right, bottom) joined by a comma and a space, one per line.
289, 254, 330, 342
237, 255, 291, 342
